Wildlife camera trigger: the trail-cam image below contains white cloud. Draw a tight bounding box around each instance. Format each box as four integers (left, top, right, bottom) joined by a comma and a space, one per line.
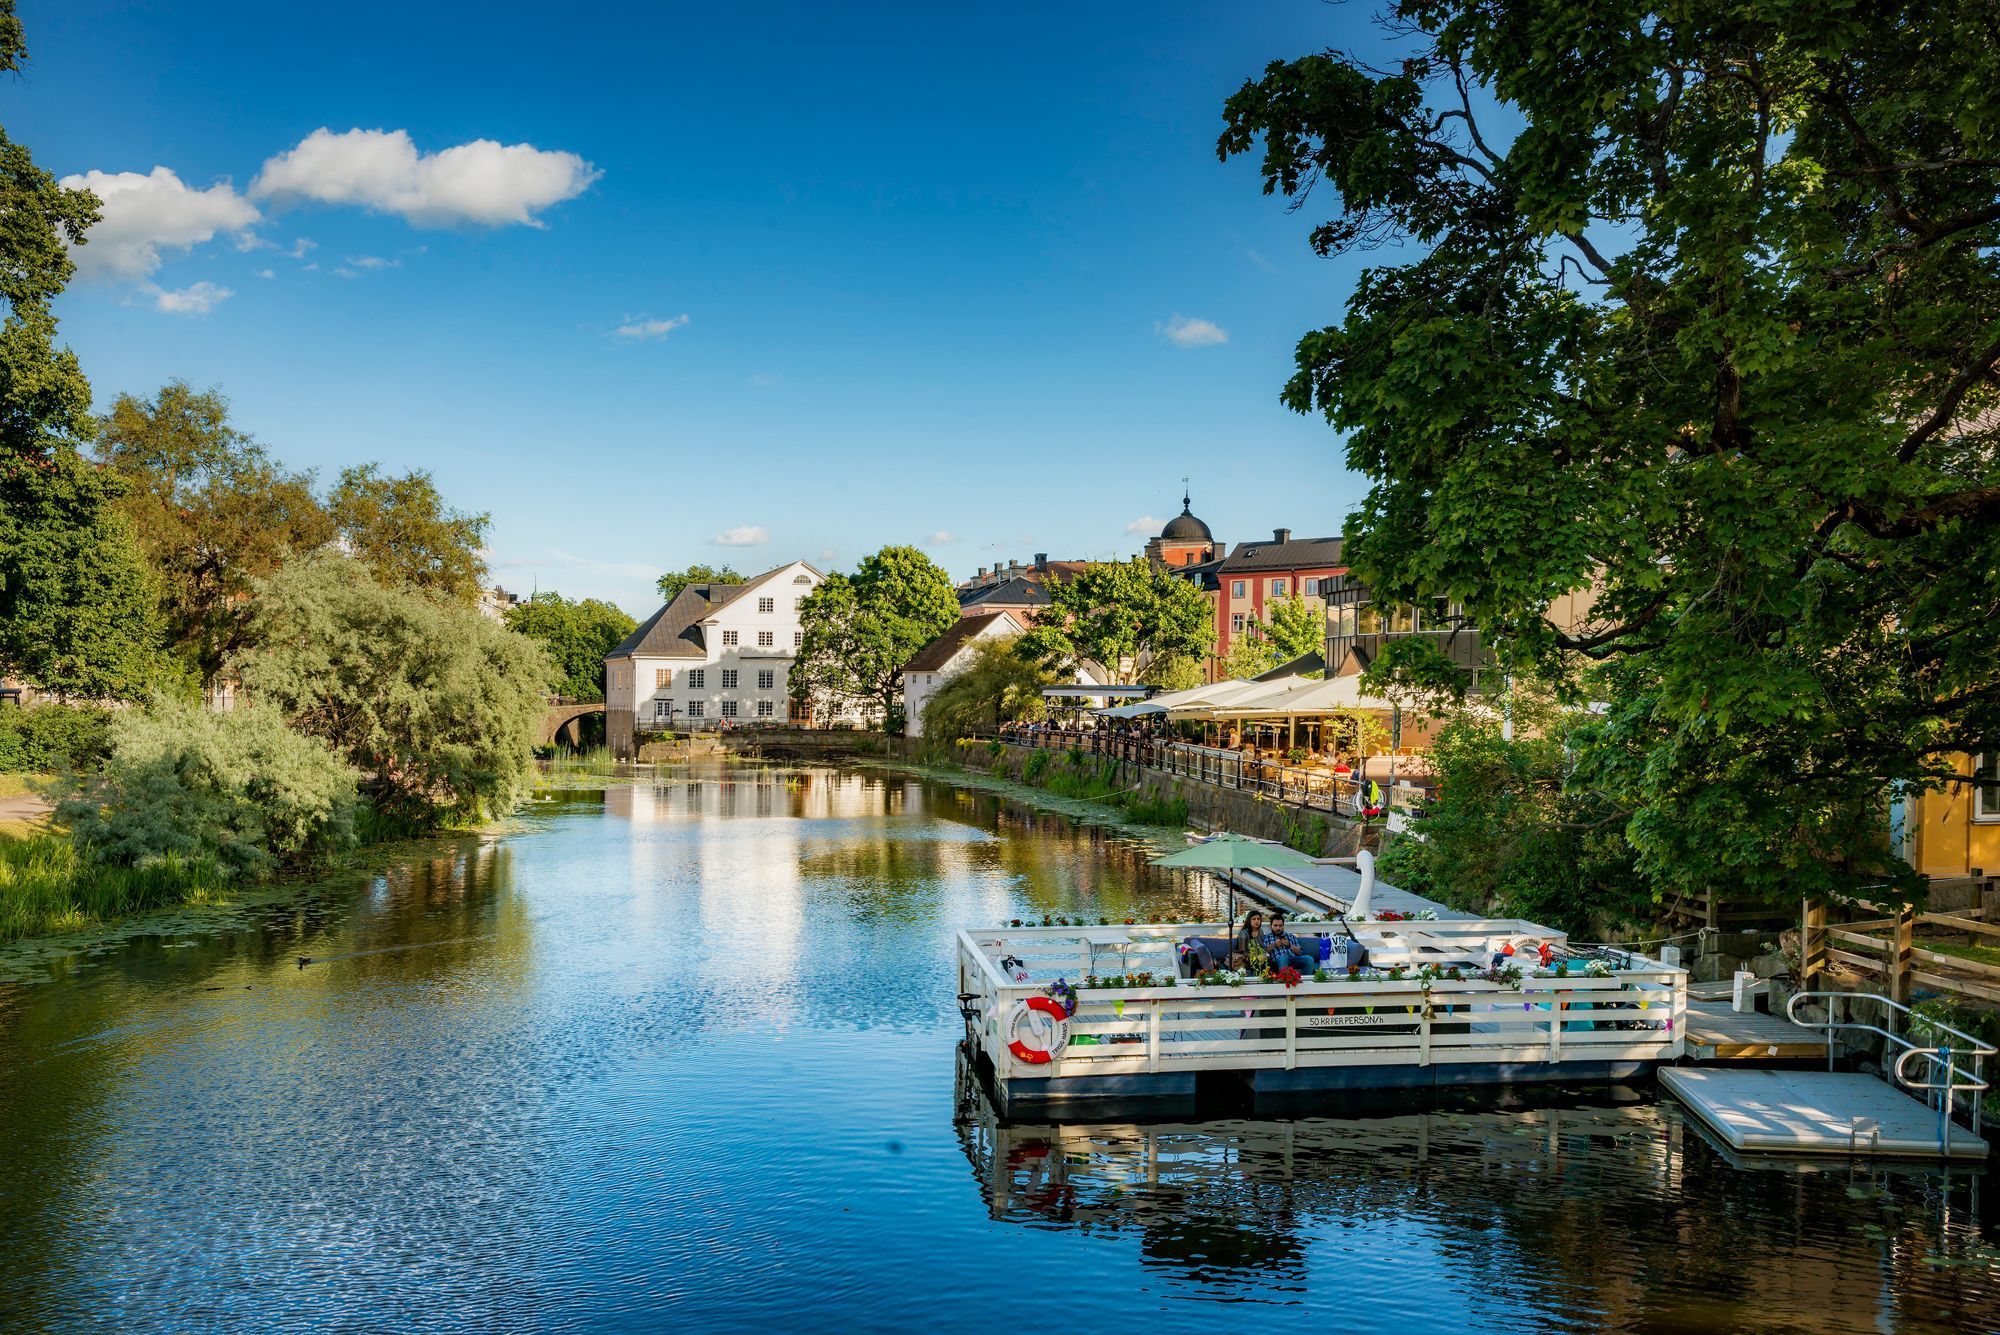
61, 167, 261, 281
255, 268, 275, 279
152, 281, 234, 315
614, 313, 690, 341
819, 547, 836, 562
1125, 515, 1165, 535
1157, 313, 1229, 348
346, 254, 398, 270
712, 525, 770, 547
926, 531, 955, 545
287, 237, 316, 259
251, 127, 599, 227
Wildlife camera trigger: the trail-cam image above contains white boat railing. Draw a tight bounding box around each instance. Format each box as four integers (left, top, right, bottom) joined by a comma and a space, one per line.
958, 925, 1687, 1082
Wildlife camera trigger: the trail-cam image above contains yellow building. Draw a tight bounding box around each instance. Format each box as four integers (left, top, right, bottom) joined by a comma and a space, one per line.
1904, 754, 2000, 880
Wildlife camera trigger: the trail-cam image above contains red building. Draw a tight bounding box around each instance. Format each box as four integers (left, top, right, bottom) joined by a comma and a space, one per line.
1205, 529, 1347, 676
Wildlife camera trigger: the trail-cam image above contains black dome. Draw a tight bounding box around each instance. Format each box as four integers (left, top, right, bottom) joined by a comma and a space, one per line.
1160, 495, 1211, 542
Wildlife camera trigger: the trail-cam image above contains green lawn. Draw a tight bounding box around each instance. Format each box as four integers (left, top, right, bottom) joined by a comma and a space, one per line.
1923, 939, 2000, 969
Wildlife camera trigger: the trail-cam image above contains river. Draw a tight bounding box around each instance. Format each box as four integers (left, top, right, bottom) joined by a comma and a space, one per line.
0, 765, 1996, 1332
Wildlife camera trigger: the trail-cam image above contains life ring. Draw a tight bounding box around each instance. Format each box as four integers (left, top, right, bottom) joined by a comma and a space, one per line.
1006, 996, 1071, 1064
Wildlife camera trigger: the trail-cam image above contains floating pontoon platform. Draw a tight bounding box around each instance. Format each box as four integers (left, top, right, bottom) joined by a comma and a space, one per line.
1660, 1067, 1988, 1160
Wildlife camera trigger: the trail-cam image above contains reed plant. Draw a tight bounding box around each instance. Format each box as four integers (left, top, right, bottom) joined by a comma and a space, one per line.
0, 832, 227, 944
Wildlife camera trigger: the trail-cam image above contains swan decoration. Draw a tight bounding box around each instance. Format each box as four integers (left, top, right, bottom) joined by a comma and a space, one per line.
1341, 850, 1553, 972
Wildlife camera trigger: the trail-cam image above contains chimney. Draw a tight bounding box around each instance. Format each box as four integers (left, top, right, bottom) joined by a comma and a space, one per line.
1034, 552, 1048, 568
977, 565, 987, 579
1273, 527, 1292, 544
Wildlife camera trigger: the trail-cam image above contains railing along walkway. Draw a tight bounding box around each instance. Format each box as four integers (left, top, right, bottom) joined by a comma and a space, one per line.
992, 727, 1425, 818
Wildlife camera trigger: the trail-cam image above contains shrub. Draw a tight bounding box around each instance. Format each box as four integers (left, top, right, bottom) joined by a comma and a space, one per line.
58, 698, 360, 878
0, 705, 113, 773
235, 555, 554, 824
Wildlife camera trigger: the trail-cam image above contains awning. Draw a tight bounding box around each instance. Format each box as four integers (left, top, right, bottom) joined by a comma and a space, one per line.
1161, 677, 1285, 718
1207, 673, 1398, 718
1093, 701, 1169, 719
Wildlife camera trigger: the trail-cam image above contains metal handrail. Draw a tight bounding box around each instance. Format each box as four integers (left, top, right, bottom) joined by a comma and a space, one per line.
1787, 990, 1994, 1151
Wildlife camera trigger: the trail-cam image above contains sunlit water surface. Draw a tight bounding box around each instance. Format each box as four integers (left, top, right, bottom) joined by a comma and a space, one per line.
1, 766, 1997, 1332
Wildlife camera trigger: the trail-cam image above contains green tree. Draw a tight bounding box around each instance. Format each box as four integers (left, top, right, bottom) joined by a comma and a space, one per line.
235, 555, 554, 824
58, 697, 360, 878
1142, 654, 1205, 692
791, 546, 958, 729
326, 463, 489, 602
1220, 630, 1280, 681
0, 5, 168, 699
1221, 3, 2000, 906
1265, 594, 1324, 662
1376, 696, 1651, 936
920, 639, 1053, 742
505, 591, 636, 700
97, 381, 333, 686
655, 562, 743, 603
1020, 559, 1214, 685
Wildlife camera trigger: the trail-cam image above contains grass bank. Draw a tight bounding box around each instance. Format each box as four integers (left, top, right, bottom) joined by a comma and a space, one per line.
0, 831, 231, 944
894, 740, 1191, 832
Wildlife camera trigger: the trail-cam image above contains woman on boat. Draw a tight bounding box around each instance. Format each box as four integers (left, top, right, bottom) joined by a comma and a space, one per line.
1233, 910, 1265, 968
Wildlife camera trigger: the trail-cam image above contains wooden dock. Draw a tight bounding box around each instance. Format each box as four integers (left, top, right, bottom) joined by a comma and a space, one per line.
1683, 995, 1830, 1062
1661, 1067, 1988, 1160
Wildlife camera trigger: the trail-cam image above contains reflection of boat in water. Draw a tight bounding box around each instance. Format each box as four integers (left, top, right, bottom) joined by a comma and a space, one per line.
949, 1055, 1994, 1323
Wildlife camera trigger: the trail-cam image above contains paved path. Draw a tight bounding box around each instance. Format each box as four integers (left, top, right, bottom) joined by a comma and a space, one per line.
0, 792, 52, 825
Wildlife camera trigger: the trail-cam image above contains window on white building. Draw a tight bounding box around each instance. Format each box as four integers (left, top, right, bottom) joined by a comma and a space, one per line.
758, 597, 775, 613
654, 668, 671, 688
758, 631, 774, 647
721, 700, 739, 718
653, 701, 672, 721
686, 701, 705, 718
793, 631, 803, 648
793, 597, 804, 611
688, 669, 705, 689
721, 669, 738, 689
756, 700, 774, 718
722, 630, 738, 646
757, 670, 774, 690
1231, 580, 1246, 598
1977, 754, 2000, 822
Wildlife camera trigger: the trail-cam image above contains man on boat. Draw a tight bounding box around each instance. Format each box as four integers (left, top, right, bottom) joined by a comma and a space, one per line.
1263, 914, 1315, 974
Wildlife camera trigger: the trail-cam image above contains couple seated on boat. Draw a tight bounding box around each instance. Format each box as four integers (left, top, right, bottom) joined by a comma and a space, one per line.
1235, 909, 1317, 973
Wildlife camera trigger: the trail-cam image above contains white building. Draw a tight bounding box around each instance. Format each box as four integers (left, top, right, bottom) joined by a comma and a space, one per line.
604, 560, 823, 758
900, 611, 1024, 737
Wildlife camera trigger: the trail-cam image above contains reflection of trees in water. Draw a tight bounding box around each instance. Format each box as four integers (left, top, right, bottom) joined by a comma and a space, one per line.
0, 835, 532, 1318
954, 1062, 2000, 1325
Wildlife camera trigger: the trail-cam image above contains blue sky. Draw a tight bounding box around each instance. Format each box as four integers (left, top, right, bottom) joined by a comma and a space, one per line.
28, 1, 1395, 615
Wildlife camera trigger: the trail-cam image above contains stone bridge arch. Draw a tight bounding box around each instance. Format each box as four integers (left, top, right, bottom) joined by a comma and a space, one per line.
541, 700, 606, 749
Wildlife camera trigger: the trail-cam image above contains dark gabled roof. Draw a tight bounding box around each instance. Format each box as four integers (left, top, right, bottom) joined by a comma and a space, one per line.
1217, 536, 1345, 573
606, 582, 743, 659
1256, 651, 1326, 681
959, 577, 1050, 609
903, 611, 1017, 674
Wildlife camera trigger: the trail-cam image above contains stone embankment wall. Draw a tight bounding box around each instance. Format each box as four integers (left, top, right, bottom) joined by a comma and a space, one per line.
950, 739, 1372, 859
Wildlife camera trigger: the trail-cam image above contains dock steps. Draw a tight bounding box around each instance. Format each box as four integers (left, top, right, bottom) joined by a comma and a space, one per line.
1661, 1067, 1988, 1160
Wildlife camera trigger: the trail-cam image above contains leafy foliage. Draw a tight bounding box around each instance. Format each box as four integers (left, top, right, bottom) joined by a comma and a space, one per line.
1265, 593, 1325, 661
791, 546, 958, 729
0, 830, 224, 945
1222, 3, 2000, 905
655, 562, 743, 602
57, 697, 360, 878
505, 591, 636, 700
0, 11, 169, 701
1220, 631, 1280, 681
1019, 559, 1214, 685
236, 555, 553, 824
0, 704, 110, 773
326, 463, 489, 603
1141, 653, 1205, 692
1375, 695, 1652, 935
97, 381, 333, 686
920, 639, 1052, 742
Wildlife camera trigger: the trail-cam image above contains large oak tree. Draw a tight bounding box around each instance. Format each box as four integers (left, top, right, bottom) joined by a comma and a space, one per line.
1221, 2, 2000, 905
